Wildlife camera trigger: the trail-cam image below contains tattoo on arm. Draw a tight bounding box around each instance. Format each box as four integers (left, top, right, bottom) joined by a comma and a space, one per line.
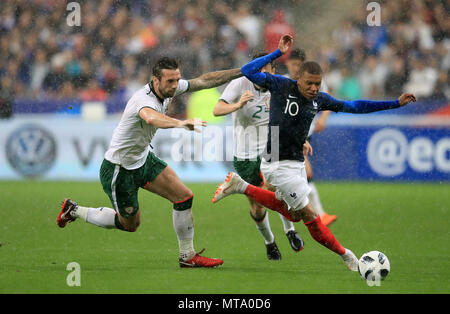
188, 68, 242, 92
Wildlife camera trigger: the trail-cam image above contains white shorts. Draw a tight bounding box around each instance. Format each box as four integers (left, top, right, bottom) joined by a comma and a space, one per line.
260, 159, 311, 211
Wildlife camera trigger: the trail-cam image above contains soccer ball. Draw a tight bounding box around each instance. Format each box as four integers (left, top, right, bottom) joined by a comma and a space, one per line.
358, 251, 390, 282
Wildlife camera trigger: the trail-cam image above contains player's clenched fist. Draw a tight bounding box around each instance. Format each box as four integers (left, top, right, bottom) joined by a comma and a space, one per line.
238, 90, 254, 108
278, 34, 293, 54
182, 118, 207, 132
398, 93, 417, 106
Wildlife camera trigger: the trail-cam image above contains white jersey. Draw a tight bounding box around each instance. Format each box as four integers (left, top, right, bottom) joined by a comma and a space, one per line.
220, 77, 271, 159
104, 80, 189, 169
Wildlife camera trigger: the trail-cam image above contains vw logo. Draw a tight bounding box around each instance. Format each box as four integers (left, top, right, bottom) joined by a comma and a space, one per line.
6, 124, 57, 177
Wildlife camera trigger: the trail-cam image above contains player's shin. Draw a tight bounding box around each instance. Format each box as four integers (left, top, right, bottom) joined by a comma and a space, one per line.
73, 206, 118, 229
173, 195, 195, 261
250, 210, 275, 245
279, 213, 295, 233
245, 185, 299, 222
304, 216, 345, 255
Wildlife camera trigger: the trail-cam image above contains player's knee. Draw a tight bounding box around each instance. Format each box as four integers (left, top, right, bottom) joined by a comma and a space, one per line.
124, 225, 138, 232
298, 203, 318, 223
305, 209, 318, 222
119, 211, 141, 232
250, 206, 266, 222
290, 210, 303, 222
265, 184, 276, 192
174, 186, 193, 203
248, 197, 265, 217
173, 193, 194, 211
122, 219, 140, 232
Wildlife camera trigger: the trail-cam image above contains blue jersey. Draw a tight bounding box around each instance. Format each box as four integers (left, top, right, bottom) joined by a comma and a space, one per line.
260, 75, 347, 161
241, 49, 401, 162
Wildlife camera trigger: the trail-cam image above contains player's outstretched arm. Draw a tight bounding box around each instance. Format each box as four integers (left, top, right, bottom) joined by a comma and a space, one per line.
187, 68, 243, 92
324, 93, 417, 114
139, 107, 206, 132
241, 34, 293, 85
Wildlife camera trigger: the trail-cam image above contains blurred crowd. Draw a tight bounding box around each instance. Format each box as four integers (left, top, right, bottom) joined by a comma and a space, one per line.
321, 0, 449, 101
0, 0, 448, 117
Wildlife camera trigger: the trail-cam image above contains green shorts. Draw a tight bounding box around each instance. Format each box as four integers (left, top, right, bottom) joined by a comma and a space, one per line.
233, 156, 264, 187
99, 152, 167, 218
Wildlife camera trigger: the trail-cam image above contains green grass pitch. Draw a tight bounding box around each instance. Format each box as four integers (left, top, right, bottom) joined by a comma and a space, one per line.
0, 181, 449, 294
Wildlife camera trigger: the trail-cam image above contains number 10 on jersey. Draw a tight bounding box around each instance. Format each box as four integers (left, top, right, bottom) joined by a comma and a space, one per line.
284, 99, 299, 116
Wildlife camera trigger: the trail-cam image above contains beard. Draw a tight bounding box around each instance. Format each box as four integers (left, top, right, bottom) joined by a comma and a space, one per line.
160, 87, 176, 99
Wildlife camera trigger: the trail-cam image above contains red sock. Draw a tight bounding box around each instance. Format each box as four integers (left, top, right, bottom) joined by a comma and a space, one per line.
244, 185, 299, 222
304, 216, 345, 255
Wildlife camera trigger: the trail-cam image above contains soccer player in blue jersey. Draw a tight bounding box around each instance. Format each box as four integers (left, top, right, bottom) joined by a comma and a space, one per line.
286, 48, 337, 226
213, 53, 305, 260
213, 35, 417, 271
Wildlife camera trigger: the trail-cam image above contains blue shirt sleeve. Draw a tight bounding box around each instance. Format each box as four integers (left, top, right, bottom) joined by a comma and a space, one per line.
319, 92, 401, 113
241, 49, 283, 88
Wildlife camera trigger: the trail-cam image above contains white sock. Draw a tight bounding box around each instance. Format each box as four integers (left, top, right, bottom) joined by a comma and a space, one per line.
73, 206, 117, 229
309, 182, 325, 215
173, 209, 195, 261
254, 212, 275, 245
235, 174, 249, 193
278, 213, 295, 233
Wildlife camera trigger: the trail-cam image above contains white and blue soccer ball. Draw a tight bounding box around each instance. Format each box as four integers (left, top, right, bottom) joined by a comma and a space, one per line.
358, 251, 390, 282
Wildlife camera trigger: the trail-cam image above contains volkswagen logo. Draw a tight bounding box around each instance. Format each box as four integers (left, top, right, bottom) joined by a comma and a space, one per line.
6, 124, 57, 178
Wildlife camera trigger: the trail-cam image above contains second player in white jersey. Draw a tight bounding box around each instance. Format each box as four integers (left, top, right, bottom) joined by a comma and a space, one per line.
219, 76, 270, 160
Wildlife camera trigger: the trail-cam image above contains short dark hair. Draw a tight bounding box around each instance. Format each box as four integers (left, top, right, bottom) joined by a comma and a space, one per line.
289, 49, 306, 61
299, 61, 323, 76
152, 57, 179, 80
252, 52, 275, 67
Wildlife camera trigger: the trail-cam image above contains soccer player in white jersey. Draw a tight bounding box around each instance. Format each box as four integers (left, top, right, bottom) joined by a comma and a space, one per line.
57, 57, 243, 268
213, 53, 305, 260
286, 49, 337, 226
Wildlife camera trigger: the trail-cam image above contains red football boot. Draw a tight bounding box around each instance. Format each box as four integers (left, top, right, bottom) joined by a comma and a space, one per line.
179, 249, 224, 268
57, 198, 78, 228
